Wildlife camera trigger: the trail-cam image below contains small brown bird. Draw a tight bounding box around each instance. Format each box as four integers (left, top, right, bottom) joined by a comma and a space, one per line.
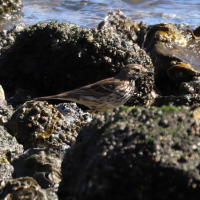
35, 64, 152, 112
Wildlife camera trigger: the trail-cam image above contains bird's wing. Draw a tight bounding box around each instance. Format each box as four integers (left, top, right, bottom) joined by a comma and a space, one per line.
35, 78, 125, 101
67, 77, 123, 98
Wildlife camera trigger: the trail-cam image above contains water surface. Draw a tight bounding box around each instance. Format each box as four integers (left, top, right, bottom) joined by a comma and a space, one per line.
2, 0, 200, 29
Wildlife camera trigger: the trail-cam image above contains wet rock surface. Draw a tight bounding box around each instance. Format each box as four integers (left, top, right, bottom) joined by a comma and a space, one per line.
58, 106, 200, 200
144, 23, 200, 100
0, 177, 58, 200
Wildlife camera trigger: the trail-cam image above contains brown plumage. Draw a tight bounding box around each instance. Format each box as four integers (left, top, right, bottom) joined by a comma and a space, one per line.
35, 64, 152, 111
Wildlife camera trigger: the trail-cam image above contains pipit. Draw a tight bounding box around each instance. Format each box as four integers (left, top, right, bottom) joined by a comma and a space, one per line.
35, 64, 152, 112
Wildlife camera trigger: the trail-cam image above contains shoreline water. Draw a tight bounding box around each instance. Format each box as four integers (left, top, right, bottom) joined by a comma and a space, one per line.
1, 0, 200, 30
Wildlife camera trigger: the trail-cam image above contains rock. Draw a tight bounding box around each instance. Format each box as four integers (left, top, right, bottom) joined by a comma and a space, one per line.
6, 88, 33, 110
58, 106, 200, 200
0, 177, 58, 200
12, 148, 63, 189
98, 10, 148, 46
0, 23, 25, 56
0, 85, 13, 126
7, 101, 92, 150
0, 125, 23, 181
144, 23, 200, 95
0, 20, 154, 106
0, 0, 22, 15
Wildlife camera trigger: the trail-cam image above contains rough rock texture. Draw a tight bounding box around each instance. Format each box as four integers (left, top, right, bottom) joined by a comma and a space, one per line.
0, 85, 13, 126
154, 94, 200, 107
0, 21, 154, 106
0, 0, 22, 15
0, 23, 24, 57
180, 76, 200, 95
54, 102, 92, 144
0, 125, 23, 181
7, 101, 60, 150
2, 11, 200, 199
98, 10, 148, 47
0, 162, 13, 181
12, 148, 63, 189
7, 101, 92, 150
98, 13, 200, 107
58, 106, 200, 200
0, 177, 58, 200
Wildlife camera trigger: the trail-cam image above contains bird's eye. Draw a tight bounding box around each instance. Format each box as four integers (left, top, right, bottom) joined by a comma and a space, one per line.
133, 68, 140, 72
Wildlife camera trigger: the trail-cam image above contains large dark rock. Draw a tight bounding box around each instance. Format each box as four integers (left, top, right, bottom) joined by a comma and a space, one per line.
0, 21, 154, 106
58, 106, 200, 200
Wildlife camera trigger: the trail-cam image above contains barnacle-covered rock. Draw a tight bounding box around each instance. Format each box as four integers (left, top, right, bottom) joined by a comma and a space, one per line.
0, 22, 25, 56
58, 106, 200, 200
126, 73, 155, 106
0, 20, 154, 107
54, 103, 92, 145
97, 11, 154, 106
0, 125, 23, 181
0, 0, 23, 25
0, 161, 13, 182
7, 101, 92, 150
0, 0, 22, 15
0, 177, 58, 200
98, 10, 148, 46
180, 76, 200, 95
12, 148, 63, 189
154, 94, 200, 107
7, 101, 59, 150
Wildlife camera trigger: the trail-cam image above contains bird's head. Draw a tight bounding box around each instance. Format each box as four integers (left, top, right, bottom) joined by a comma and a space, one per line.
115, 64, 153, 80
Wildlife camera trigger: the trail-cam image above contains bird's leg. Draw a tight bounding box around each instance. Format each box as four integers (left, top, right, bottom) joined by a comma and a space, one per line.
88, 109, 102, 118
90, 110, 96, 118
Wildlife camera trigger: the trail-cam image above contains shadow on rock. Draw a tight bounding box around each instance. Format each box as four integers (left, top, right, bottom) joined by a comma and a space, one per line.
58, 106, 200, 200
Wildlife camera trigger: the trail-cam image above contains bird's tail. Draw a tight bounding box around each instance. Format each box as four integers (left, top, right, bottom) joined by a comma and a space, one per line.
34, 92, 69, 101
